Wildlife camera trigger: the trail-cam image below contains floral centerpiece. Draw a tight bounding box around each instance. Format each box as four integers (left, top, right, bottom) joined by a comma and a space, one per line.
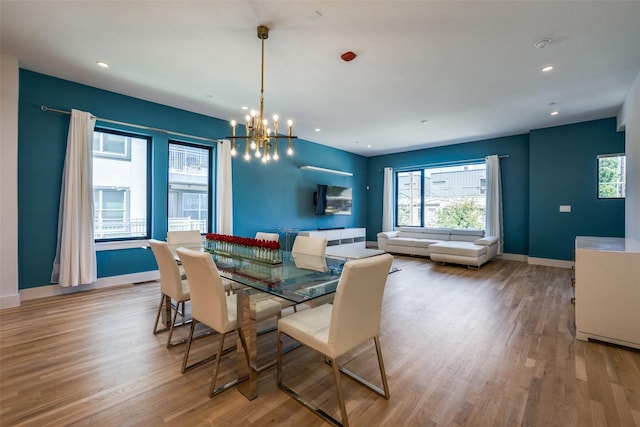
205, 233, 282, 265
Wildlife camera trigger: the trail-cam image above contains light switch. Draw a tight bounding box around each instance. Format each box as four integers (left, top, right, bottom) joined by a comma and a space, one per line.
559, 205, 571, 213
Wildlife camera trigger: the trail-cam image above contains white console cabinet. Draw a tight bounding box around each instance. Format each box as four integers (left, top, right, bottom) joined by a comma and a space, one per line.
575, 236, 640, 349
298, 227, 366, 250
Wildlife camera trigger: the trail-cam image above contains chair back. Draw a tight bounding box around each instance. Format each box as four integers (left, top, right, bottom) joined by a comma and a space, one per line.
167, 230, 202, 251
148, 239, 188, 300
291, 235, 327, 257
255, 232, 280, 242
292, 253, 328, 272
328, 254, 394, 355
176, 247, 231, 333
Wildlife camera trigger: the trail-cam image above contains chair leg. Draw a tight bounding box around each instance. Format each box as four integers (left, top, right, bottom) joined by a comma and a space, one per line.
277, 332, 346, 427
335, 336, 391, 399
276, 331, 283, 385
166, 299, 181, 348
153, 293, 166, 334
373, 335, 390, 399
208, 332, 227, 397
181, 320, 198, 374
331, 356, 349, 427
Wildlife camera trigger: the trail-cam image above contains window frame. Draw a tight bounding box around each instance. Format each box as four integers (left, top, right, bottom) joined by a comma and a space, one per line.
597, 153, 626, 200
394, 161, 487, 231
167, 140, 213, 234
93, 127, 152, 242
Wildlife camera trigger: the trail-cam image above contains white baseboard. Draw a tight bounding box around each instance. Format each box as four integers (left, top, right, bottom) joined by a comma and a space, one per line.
0, 293, 21, 309
496, 253, 528, 262
18, 270, 160, 302
527, 257, 574, 269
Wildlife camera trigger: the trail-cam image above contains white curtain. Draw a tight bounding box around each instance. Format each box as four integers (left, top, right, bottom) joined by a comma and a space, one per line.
51, 109, 97, 287
382, 167, 394, 232
216, 140, 233, 235
485, 155, 503, 255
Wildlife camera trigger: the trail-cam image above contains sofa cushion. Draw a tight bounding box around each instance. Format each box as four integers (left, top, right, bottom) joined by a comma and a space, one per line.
389, 237, 419, 247
449, 229, 484, 242
474, 236, 499, 245
428, 241, 487, 257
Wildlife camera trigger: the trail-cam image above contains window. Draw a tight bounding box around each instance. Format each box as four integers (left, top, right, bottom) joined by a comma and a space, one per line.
396, 162, 486, 230
168, 142, 211, 233
93, 131, 131, 159
598, 154, 626, 199
92, 129, 150, 240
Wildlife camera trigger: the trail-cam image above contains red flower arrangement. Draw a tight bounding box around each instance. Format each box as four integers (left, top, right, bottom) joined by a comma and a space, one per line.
205, 233, 281, 250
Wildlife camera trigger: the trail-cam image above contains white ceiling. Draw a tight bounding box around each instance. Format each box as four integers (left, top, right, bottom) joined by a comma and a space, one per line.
2, 1, 640, 157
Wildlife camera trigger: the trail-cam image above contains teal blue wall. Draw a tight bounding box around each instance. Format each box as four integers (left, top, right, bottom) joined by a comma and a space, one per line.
18, 70, 365, 289
366, 135, 531, 255
365, 118, 625, 261
17, 70, 625, 290
529, 118, 625, 260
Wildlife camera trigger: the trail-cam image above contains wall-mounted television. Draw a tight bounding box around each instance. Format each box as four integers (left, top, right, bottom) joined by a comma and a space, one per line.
314, 184, 352, 216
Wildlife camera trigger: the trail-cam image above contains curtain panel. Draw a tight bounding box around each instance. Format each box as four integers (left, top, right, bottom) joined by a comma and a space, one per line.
382, 167, 394, 232
485, 155, 503, 255
216, 140, 233, 235
51, 109, 97, 287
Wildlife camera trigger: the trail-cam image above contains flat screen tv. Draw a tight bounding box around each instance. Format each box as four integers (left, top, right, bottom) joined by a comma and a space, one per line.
314, 184, 352, 216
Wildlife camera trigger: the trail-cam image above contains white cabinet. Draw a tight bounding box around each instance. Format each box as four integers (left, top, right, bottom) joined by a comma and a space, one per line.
298, 227, 366, 249
575, 236, 640, 349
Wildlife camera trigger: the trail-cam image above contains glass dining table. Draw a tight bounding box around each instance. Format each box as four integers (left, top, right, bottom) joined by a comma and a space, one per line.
207, 250, 347, 400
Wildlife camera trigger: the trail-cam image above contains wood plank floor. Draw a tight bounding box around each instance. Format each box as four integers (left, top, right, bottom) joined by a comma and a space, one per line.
1, 256, 639, 426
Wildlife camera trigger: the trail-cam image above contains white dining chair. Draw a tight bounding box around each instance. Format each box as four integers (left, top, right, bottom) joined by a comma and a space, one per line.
149, 239, 191, 348
255, 231, 280, 242
167, 229, 202, 251
291, 235, 327, 257
277, 253, 394, 427
176, 247, 283, 398
168, 229, 235, 294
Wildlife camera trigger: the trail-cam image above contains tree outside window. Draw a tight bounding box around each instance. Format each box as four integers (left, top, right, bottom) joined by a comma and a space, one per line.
598, 154, 626, 199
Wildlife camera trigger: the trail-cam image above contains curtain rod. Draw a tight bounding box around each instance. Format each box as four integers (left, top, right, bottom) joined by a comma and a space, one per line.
394, 155, 508, 172
41, 105, 221, 144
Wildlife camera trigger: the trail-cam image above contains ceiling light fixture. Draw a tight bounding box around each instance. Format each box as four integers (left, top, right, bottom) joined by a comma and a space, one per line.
96, 61, 109, 68
227, 25, 297, 162
542, 65, 555, 72
534, 38, 551, 49
550, 111, 559, 116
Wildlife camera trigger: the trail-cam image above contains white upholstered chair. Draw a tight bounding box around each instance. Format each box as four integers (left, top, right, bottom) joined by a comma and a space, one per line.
149, 239, 191, 348
291, 235, 328, 257
167, 229, 202, 251
176, 247, 283, 398
168, 230, 233, 294
255, 231, 280, 242
277, 253, 394, 427
292, 235, 332, 306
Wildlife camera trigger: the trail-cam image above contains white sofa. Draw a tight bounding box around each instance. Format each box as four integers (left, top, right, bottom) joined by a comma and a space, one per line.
377, 227, 499, 268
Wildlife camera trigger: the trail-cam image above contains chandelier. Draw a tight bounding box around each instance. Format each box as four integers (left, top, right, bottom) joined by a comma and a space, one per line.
228, 25, 296, 162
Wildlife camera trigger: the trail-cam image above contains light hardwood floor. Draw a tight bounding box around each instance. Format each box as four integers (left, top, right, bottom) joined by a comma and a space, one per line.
1, 256, 639, 426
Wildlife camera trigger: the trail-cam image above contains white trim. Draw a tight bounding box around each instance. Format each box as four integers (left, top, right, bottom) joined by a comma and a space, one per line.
96, 239, 150, 251
496, 253, 528, 262
18, 270, 160, 302
527, 257, 574, 269
0, 293, 21, 309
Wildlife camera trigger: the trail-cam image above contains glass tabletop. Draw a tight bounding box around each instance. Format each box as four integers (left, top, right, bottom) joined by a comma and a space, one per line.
209, 251, 346, 304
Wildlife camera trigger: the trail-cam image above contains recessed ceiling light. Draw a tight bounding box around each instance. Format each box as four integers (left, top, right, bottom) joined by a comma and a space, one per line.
96, 61, 109, 68
367, 144, 372, 148
542, 65, 555, 72
550, 111, 559, 116
242, 106, 248, 110
315, 128, 321, 132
